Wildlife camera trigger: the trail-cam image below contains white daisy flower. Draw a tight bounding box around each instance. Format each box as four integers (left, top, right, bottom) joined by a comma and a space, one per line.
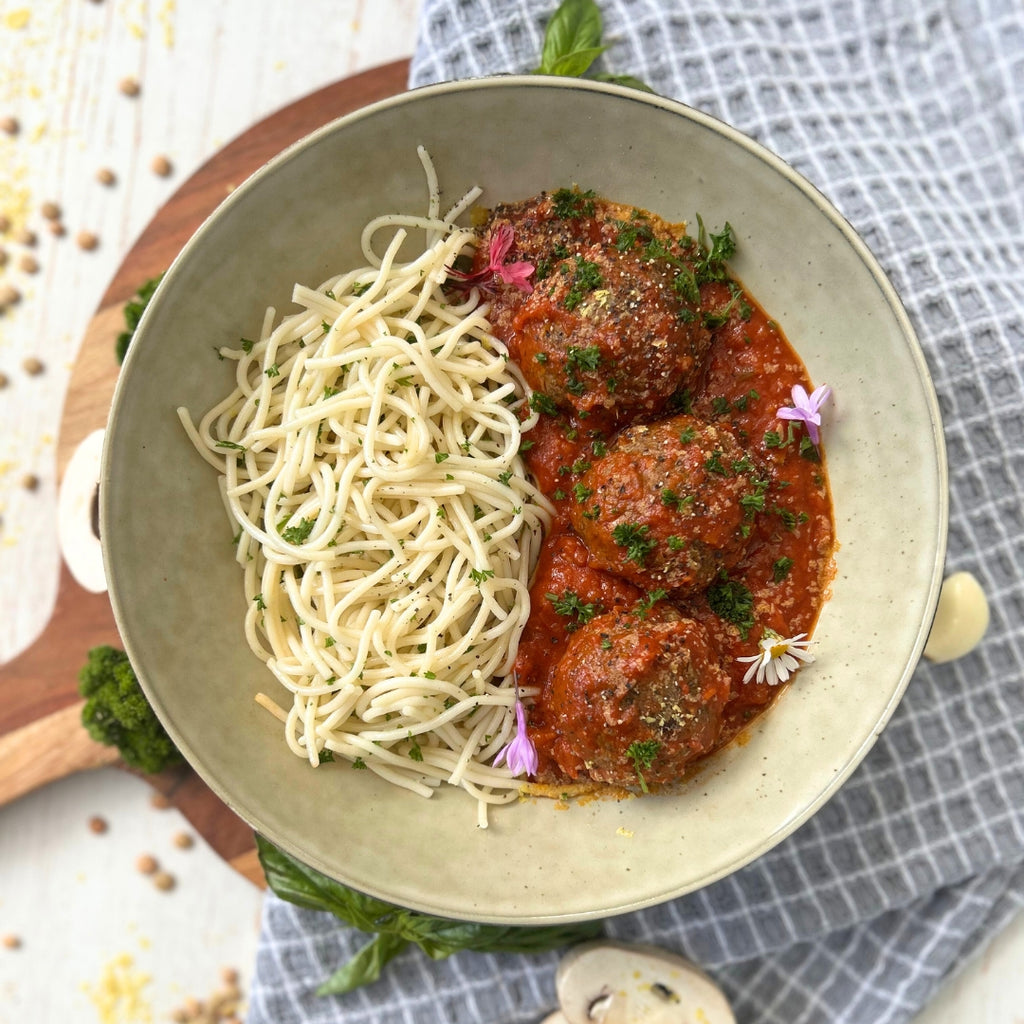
737, 630, 816, 686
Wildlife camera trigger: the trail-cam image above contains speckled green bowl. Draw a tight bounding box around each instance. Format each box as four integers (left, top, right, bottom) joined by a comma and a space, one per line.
103, 77, 947, 924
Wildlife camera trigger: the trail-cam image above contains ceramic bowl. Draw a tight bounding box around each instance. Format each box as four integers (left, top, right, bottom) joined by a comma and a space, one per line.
103, 77, 947, 923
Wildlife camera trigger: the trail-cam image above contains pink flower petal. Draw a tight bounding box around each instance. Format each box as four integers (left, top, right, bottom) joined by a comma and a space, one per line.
488, 224, 514, 267
496, 260, 535, 293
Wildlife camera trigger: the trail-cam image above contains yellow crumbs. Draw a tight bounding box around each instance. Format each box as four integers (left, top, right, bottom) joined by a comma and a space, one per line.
3, 9, 31, 31
82, 953, 154, 1024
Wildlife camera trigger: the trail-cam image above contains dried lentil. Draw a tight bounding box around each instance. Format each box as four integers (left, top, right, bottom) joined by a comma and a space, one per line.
21, 356, 43, 375
150, 154, 172, 177
135, 853, 158, 875
76, 230, 99, 251
118, 76, 140, 97
172, 831, 194, 850
152, 870, 176, 891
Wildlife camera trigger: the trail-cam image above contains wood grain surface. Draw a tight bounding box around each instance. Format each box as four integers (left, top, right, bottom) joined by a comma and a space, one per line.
0, 58, 410, 886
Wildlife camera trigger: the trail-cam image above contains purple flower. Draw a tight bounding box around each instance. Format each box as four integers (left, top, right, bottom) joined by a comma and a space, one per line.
494, 700, 538, 778
776, 383, 832, 445
447, 224, 535, 294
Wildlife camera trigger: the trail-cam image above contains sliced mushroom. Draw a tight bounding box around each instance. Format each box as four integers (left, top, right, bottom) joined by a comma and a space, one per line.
556, 940, 735, 1024
57, 428, 108, 594
923, 571, 989, 663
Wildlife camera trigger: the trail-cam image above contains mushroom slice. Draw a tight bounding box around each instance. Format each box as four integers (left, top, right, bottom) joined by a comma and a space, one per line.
556, 940, 735, 1024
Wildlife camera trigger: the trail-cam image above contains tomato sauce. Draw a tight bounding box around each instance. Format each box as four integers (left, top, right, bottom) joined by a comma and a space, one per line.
477, 192, 836, 789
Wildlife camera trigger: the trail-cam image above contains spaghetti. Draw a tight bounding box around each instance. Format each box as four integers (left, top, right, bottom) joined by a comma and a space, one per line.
179, 149, 552, 825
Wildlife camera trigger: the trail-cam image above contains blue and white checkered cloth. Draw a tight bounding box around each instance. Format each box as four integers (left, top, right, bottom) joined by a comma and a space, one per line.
247, 2, 1024, 1021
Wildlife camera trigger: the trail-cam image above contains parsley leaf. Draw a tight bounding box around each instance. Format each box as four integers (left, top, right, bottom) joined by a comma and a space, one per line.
625, 739, 660, 792
707, 578, 755, 639
611, 523, 657, 566
280, 517, 315, 544
546, 590, 601, 630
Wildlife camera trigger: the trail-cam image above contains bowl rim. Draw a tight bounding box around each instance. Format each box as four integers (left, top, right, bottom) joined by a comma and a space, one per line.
103, 73, 949, 922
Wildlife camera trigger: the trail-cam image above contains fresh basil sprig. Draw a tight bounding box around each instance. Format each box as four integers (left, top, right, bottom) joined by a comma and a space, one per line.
535, 0, 605, 76
534, 0, 653, 91
257, 835, 605, 996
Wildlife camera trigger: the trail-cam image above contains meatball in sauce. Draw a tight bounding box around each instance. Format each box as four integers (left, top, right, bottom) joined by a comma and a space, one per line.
548, 606, 731, 788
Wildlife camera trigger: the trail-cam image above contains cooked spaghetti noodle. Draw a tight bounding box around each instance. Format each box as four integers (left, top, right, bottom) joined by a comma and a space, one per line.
179, 149, 552, 825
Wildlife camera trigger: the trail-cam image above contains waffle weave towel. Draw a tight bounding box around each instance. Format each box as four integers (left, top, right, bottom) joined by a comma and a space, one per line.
246, 2, 1024, 1021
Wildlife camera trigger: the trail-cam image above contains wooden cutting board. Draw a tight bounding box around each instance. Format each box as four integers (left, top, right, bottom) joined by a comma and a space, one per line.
0, 59, 410, 887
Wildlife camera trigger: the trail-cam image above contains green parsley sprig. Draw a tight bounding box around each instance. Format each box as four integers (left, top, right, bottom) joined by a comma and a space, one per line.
625, 739, 660, 792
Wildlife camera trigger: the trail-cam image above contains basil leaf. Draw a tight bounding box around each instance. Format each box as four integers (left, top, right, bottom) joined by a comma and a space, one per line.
548, 44, 607, 79
537, 0, 604, 74
316, 932, 411, 995
257, 835, 605, 994
592, 71, 656, 93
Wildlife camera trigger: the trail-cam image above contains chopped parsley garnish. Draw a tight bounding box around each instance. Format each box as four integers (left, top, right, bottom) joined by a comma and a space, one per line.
351, 757, 368, 770
551, 186, 596, 220
632, 589, 667, 619
661, 487, 694, 511
215, 440, 247, 452
530, 391, 560, 417
704, 450, 729, 475
672, 267, 700, 305
434, 452, 450, 463
318, 749, 335, 764
692, 215, 736, 284
707, 578, 755, 639
564, 256, 603, 311
547, 590, 601, 630
566, 345, 603, 372
265, 363, 280, 378
626, 739, 660, 793
772, 557, 794, 583
565, 253, 602, 309
470, 568, 495, 586
407, 734, 424, 762
774, 506, 810, 531
611, 523, 657, 566
280, 517, 315, 544
799, 436, 821, 462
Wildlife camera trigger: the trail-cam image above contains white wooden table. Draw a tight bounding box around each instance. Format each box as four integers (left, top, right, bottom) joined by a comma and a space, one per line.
0, 2, 1020, 1021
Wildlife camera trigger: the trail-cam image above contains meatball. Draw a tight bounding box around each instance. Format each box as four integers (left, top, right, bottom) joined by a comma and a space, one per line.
476, 192, 709, 425
547, 605, 731, 788
569, 415, 760, 593
510, 241, 709, 425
